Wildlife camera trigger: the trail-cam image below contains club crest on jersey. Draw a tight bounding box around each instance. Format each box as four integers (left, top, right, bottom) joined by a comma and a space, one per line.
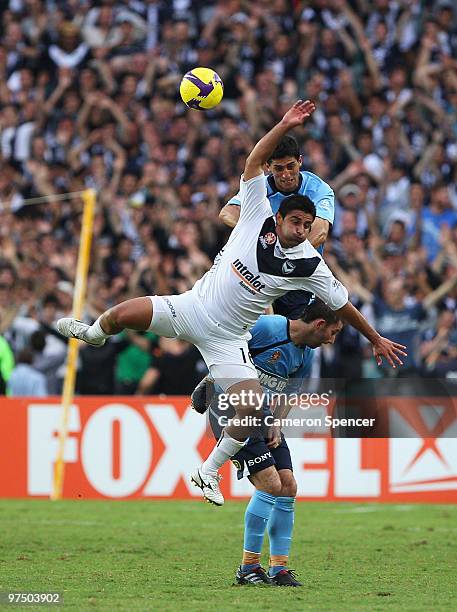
282, 260, 296, 275
231, 259, 266, 294
268, 350, 281, 363
320, 198, 331, 211
259, 232, 277, 249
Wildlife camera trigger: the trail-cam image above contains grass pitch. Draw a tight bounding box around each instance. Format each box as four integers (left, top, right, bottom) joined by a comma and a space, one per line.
0, 500, 455, 611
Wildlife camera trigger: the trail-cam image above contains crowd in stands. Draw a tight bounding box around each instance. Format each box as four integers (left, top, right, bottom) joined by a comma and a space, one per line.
0, 0, 456, 395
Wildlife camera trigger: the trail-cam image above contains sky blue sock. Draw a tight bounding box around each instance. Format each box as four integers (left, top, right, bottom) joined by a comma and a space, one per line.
241, 489, 276, 572
268, 496, 295, 576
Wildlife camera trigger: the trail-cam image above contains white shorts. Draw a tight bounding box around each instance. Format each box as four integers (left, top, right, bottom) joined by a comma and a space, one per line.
148, 292, 258, 391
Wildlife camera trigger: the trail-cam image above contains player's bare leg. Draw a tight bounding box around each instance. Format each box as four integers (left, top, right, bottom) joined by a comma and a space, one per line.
249, 467, 282, 496
56, 297, 153, 345
191, 378, 265, 506
99, 297, 153, 333
277, 469, 297, 498
223, 379, 265, 440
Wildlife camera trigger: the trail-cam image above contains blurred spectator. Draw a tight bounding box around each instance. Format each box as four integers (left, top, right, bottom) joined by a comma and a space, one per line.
0, 334, 14, 394
421, 184, 457, 262
30, 329, 65, 395
0, 0, 455, 387
8, 347, 47, 397
420, 309, 457, 378
137, 337, 207, 395
114, 330, 157, 394
373, 272, 457, 374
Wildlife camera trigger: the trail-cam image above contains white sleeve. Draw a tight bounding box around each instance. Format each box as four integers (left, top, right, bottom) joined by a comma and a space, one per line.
303, 259, 349, 310
238, 174, 271, 223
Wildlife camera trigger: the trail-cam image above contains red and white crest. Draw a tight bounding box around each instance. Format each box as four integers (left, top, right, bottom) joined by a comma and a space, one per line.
263, 232, 276, 245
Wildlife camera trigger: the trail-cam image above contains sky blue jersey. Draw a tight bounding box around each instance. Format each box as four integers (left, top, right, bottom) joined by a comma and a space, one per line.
228, 171, 335, 236
249, 314, 313, 394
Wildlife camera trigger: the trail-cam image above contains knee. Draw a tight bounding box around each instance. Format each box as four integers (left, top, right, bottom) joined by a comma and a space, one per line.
259, 481, 282, 497
251, 469, 282, 497
102, 305, 123, 328
279, 471, 297, 498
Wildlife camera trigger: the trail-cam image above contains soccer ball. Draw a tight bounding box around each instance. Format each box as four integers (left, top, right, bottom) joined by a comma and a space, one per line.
179, 67, 224, 110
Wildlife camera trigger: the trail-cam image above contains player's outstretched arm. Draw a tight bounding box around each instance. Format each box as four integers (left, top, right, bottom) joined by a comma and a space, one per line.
336, 301, 407, 368
244, 100, 316, 181
219, 204, 240, 228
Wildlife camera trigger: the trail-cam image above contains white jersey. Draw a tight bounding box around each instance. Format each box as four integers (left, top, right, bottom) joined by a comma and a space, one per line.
192, 174, 348, 335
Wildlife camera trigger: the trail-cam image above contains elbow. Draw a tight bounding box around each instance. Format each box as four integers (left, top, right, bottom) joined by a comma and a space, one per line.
218, 209, 227, 223
219, 209, 236, 228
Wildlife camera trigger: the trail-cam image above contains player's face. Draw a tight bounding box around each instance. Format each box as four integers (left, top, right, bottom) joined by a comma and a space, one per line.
306, 320, 343, 348
267, 155, 302, 192
276, 210, 314, 248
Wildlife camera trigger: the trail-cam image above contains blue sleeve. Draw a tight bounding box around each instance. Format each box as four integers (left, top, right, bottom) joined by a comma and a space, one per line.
314, 187, 335, 225
301, 172, 335, 224
227, 191, 241, 207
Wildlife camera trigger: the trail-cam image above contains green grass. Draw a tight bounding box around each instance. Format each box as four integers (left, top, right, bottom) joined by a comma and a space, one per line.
0, 500, 455, 611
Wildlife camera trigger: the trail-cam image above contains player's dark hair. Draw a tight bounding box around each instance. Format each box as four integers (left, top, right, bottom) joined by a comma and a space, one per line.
277, 194, 316, 220
268, 135, 300, 163
300, 298, 340, 325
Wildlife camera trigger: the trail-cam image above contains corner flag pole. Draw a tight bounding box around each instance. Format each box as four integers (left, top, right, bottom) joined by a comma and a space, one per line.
51, 189, 96, 501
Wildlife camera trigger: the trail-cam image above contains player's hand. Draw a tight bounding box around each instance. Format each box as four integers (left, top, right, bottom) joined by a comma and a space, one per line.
281, 100, 316, 129
372, 336, 407, 368
266, 424, 281, 449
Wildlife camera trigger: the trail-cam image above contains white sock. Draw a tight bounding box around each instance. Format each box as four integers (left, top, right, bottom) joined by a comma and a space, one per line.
85, 317, 111, 342
201, 433, 246, 476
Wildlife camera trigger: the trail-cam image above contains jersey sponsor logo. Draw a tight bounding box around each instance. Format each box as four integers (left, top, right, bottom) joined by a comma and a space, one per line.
231, 259, 266, 294
247, 451, 272, 467
282, 260, 296, 275
259, 232, 277, 249
256, 366, 288, 392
